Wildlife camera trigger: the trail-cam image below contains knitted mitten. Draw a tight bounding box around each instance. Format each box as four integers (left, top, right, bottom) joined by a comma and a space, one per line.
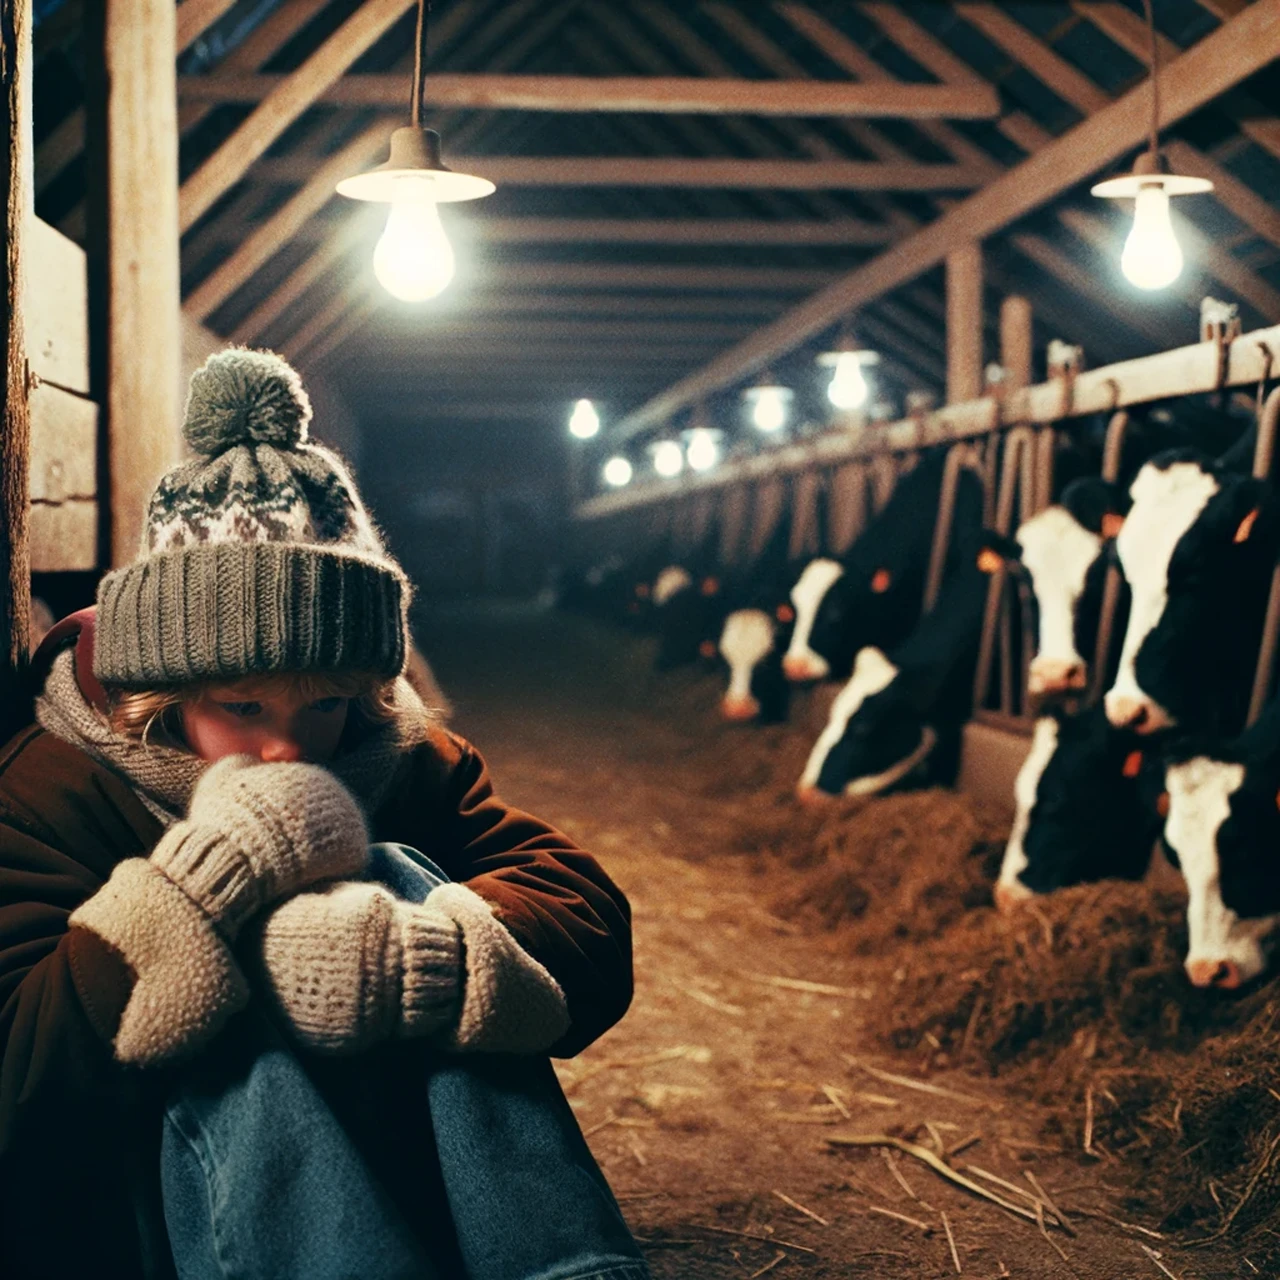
70, 757, 370, 1067
255, 881, 572, 1056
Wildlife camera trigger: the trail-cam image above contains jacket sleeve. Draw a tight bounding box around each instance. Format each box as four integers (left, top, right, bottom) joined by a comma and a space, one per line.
0, 731, 155, 1150
384, 729, 633, 1057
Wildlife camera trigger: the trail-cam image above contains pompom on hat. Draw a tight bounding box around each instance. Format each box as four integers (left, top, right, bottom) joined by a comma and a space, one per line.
94, 348, 409, 689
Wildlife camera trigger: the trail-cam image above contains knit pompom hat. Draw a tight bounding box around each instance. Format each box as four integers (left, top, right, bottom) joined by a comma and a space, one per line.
94, 349, 408, 689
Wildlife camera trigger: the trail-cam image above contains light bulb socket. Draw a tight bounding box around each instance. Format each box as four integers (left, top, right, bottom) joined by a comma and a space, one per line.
337, 127, 496, 204
1091, 148, 1212, 199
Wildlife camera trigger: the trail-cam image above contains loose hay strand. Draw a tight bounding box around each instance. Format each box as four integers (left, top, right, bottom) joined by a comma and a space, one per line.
843, 1056, 987, 1106
941, 1210, 962, 1273
827, 1135, 1052, 1227
1141, 1243, 1182, 1279
1024, 1170, 1076, 1237
867, 1205, 933, 1233
748, 1250, 787, 1278
771, 1189, 830, 1226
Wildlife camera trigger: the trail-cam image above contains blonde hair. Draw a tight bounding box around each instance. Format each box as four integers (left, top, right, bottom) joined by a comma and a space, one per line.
106, 670, 400, 745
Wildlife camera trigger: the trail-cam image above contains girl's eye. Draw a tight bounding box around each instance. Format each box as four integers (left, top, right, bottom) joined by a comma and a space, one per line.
309, 696, 345, 714
217, 701, 262, 717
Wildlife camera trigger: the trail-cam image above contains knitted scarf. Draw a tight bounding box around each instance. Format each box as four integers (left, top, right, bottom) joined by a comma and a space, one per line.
36, 649, 431, 824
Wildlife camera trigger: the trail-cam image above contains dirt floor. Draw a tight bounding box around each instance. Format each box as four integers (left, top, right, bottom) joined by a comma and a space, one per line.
418, 602, 1272, 1280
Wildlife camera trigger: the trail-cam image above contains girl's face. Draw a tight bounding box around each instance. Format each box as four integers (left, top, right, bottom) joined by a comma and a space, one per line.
181, 683, 350, 763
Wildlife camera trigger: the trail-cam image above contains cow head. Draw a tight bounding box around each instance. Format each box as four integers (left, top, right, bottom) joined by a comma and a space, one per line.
1106, 454, 1273, 736
796, 647, 936, 800
1164, 749, 1280, 989
719, 608, 776, 722
996, 706, 1159, 911
783, 558, 844, 682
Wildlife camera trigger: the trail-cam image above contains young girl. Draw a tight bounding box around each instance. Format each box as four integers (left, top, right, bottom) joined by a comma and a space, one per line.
0, 349, 648, 1280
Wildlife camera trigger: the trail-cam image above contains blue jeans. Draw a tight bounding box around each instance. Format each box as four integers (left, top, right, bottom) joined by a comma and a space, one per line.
161, 844, 650, 1280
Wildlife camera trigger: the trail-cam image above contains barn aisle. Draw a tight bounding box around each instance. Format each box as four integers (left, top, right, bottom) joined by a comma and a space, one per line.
418, 604, 1246, 1280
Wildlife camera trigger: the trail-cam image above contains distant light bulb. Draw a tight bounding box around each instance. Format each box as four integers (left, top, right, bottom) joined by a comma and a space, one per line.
569, 398, 600, 439
373, 177, 455, 302
1121, 185, 1183, 291
686, 428, 720, 472
827, 352, 870, 410
746, 384, 792, 433
603, 456, 632, 487
653, 440, 684, 478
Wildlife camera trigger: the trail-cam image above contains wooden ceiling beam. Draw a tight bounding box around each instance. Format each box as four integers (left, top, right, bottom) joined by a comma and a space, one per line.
178, 0, 415, 233
610, 0, 1280, 438
175, 0, 240, 53
382, 292, 786, 318
177, 71, 1003, 118
253, 153, 990, 190
364, 317, 758, 342
468, 216, 895, 246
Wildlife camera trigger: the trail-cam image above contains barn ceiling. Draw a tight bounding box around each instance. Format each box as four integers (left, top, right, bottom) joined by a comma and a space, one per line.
30, 0, 1280, 490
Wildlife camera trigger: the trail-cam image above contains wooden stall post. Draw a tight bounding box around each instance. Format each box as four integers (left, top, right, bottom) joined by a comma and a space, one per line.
88, 0, 182, 566
999, 295, 1033, 391
946, 243, 983, 405
0, 0, 31, 742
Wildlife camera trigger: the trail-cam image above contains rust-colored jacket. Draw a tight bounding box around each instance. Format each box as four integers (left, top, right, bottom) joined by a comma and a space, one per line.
0, 720, 632, 1279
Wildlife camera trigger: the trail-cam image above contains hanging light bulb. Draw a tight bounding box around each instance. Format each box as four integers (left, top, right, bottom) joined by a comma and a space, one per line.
336, 0, 493, 302
652, 440, 684, 478
1090, 0, 1210, 292
743, 380, 792, 433
817, 346, 879, 411
603, 456, 633, 487
371, 176, 455, 301
685, 427, 722, 472
568, 398, 600, 439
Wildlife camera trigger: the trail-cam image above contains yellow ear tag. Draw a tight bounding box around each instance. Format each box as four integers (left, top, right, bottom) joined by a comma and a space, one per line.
1101, 513, 1125, 539
870, 568, 892, 593
1122, 750, 1143, 779
1235, 508, 1260, 543
976, 548, 1003, 575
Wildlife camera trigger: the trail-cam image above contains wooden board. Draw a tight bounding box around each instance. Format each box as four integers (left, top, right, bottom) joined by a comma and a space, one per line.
25, 215, 88, 395
29, 382, 95, 502
29, 499, 97, 571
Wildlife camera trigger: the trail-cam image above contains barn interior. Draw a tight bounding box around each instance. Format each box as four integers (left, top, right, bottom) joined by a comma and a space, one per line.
8, 1, 1280, 1276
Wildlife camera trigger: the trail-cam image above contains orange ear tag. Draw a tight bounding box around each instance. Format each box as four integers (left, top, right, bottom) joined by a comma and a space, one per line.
870, 568, 892, 593
1235, 508, 1260, 543
776, 603, 796, 625
1101, 513, 1125, 540
701, 576, 721, 597
698, 639, 718, 660
976, 548, 1003, 575
1158, 792, 1170, 818
1122, 750, 1143, 778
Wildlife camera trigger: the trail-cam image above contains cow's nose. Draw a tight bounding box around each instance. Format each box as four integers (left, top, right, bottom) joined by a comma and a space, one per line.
1028, 657, 1088, 695
994, 880, 1032, 913
721, 695, 760, 722
795, 784, 833, 807
1105, 693, 1149, 730
782, 655, 822, 682
1185, 958, 1242, 989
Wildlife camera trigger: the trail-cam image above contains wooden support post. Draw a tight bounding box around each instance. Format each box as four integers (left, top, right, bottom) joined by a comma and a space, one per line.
947, 243, 983, 404
90, 0, 182, 566
0, 0, 31, 740
1000, 295, 1033, 391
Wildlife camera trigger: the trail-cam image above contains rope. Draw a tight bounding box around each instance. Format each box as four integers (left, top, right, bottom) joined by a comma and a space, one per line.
410, 0, 433, 126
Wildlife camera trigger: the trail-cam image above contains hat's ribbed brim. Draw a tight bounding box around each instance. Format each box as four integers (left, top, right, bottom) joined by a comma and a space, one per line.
94, 542, 408, 688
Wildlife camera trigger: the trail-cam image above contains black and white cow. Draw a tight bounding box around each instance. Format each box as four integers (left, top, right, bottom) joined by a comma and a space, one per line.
795, 509, 990, 801
994, 478, 1129, 699
1104, 449, 1277, 738
994, 705, 1162, 910
653, 565, 727, 671
784, 451, 977, 684
1163, 698, 1280, 988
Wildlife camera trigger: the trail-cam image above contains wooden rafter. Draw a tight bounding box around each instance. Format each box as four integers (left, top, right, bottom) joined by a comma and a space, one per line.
610, 0, 1280, 438
177, 71, 1002, 118
178, 0, 414, 233
467, 217, 895, 246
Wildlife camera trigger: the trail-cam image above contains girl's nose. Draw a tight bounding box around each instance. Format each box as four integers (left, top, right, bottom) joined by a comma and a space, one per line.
260, 736, 304, 763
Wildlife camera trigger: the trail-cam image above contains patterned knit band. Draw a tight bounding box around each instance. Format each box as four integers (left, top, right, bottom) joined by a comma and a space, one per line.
94, 542, 407, 688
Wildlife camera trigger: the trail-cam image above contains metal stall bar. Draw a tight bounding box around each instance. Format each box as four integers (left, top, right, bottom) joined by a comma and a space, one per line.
974, 426, 1037, 717
1088, 410, 1130, 705
1246, 386, 1280, 725
922, 442, 983, 615
827, 460, 871, 556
